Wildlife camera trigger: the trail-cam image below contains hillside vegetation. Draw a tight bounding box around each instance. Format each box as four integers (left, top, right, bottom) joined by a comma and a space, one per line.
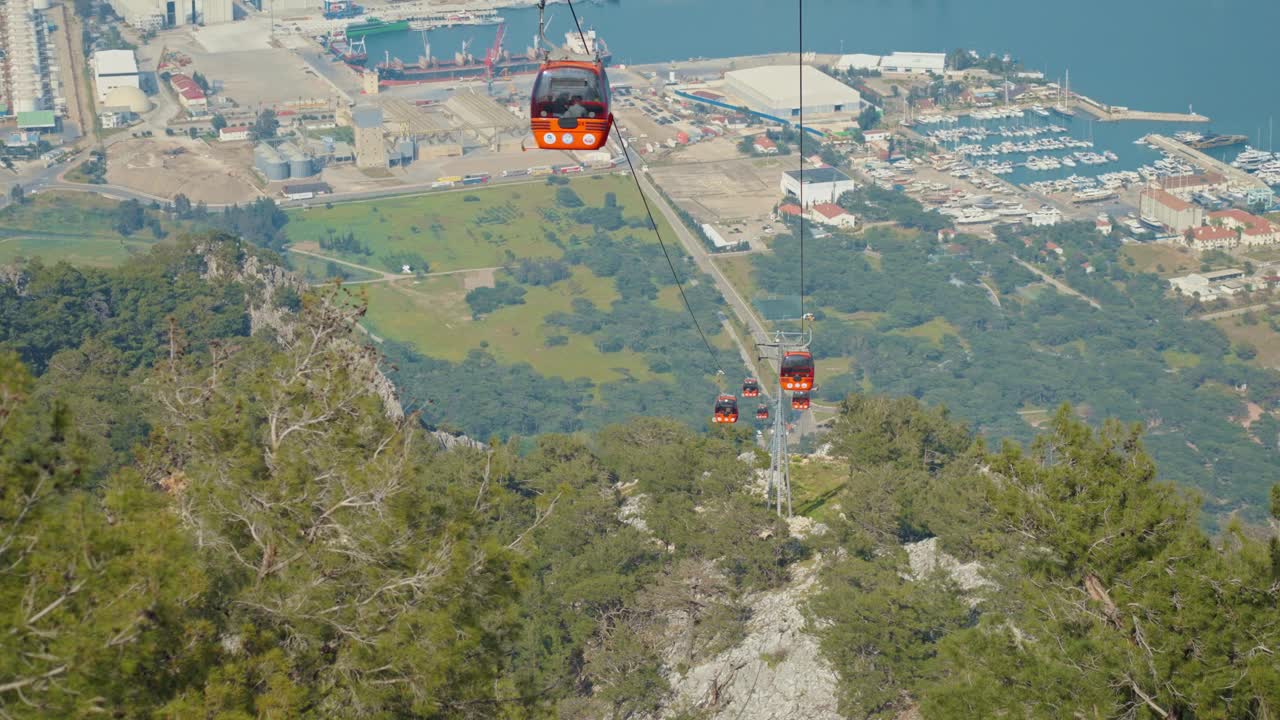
751, 220, 1280, 523
1, 234, 1278, 718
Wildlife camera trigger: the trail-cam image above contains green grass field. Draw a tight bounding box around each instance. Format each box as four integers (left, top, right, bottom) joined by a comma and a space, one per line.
285, 252, 381, 284
1163, 349, 1203, 369
713, 254, 760, 300
0, 191, 167, 267
791, 456, 850, 522
892, 316, 959, 347
1214, 316, 1280, 369
363, 265, 662, 385
285, 175, 678, 274
1121, 243, 1198, 277
296, 176, 699, 384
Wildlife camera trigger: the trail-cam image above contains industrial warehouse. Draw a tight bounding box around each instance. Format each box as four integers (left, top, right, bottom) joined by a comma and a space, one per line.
105, 0, 231, 29
723, 65, 863, 119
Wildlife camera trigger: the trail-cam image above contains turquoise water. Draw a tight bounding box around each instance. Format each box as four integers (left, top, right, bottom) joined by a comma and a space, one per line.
363, 0, 1279, 144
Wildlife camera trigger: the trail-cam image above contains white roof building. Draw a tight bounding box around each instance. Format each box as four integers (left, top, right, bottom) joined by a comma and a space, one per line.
835, 54, 882, 72
881, 52, 947, 74
701, 224, 740, 251
724, 65, 862, 119
1030, 207, 1063, 227
92, 49, 140, 103
780, 167, 859, 206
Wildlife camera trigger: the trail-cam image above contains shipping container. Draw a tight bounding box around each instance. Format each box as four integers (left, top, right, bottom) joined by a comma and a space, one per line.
436, 175, 463, 183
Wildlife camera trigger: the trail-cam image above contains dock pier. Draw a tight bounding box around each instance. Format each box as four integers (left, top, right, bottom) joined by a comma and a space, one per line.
1071, 95, 1208, 124
1145, 134, 1270, 192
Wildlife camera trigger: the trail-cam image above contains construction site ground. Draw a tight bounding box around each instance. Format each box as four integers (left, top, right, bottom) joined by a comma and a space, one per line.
106, 137, 262, 204
649, 142, 798, 225
148, 23, 341, 109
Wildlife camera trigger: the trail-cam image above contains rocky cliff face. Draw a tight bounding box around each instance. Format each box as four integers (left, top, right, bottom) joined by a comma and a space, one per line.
657, 561, 842, 720
197, 239, 406, 421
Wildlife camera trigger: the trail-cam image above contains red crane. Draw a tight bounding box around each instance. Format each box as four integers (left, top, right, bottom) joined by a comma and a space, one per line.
484, 22, 506, 93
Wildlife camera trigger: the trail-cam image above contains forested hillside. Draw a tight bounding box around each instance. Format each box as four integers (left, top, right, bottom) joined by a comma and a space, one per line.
808, 395, 1280, 718
2, 234, 1277, 718
753, 219, 1280, 523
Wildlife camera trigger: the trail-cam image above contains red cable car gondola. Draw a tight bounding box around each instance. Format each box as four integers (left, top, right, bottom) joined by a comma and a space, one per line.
712, 394, 739, 424
527, 1, 613, 151
530, 61, 612, 151
791, 391, 811, 411
781, 351, 814, 392
742, 378, 760, 397
755, 404, 769, 420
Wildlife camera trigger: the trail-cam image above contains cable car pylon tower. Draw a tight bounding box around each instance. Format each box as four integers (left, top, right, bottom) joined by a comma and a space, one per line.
769, 385, 792, 517
756, 0, 812, 518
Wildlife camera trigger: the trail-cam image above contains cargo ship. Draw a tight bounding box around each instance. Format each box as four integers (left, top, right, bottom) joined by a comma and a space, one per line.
408, 9, 501, 29
345, 17, 410, 38
324, 33, 367, 64
376, 26, 610, 87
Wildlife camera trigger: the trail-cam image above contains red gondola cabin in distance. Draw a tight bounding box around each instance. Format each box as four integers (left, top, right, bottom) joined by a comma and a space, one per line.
742, 378, 760, 397
713, 395, 739, 424
792, 392, 811, 411
531, 61, 613, 151
755, 405, 769, 420
781, 351, 814, 392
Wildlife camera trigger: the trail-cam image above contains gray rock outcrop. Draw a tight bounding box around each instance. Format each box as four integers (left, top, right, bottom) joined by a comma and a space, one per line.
658, 562, 842, 720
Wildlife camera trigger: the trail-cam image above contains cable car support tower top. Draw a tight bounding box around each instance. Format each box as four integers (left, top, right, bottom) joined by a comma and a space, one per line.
754, 0, 813, 518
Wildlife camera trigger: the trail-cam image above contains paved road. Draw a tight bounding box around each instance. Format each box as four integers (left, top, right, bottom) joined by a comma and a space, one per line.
1013, 256, 1103, 310
629, 156, 824, 439
1198, 302, 1273, 321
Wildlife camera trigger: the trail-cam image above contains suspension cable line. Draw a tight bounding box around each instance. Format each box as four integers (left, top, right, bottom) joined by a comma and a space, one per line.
555, 0, 724, 376
617, 143, 724, 376
562, 0, 592, 59
797, 0, 806, 330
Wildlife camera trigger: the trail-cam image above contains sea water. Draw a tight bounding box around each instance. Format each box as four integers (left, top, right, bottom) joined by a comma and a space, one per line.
361, 0, 1280, 164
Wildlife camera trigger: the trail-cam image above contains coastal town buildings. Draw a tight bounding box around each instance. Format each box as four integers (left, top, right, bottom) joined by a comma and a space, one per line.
808, 203, 857, 229
1169, 269, 1252, 301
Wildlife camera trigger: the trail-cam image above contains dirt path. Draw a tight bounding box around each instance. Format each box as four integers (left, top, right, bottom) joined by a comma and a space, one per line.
1012, 256, 1102, 310
286, 246, 502, 286
1198, 302, 1271, 321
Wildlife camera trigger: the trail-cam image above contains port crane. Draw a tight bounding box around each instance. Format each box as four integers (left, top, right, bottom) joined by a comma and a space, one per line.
484, 22, 506, 94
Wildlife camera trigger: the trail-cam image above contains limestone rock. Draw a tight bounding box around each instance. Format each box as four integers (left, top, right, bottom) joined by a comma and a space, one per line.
656, 563, 842, 720
904, 537, 991, 593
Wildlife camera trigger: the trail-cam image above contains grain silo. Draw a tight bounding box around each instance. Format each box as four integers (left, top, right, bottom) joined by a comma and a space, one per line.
281, 142, 315, 178
254, 143, 289, 181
